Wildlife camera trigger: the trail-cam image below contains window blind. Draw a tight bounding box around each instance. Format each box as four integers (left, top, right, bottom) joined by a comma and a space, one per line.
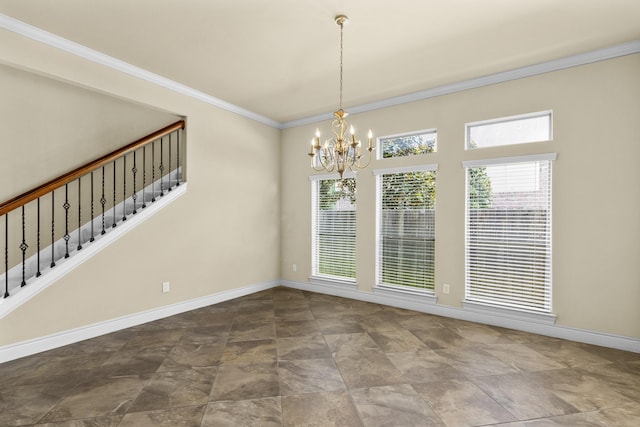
377, 169, 436, 290
312, 177, 357, 280
465, 159, 552, 312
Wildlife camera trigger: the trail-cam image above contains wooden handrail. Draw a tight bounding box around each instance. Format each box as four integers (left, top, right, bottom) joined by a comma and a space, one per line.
0, 120, 185, 217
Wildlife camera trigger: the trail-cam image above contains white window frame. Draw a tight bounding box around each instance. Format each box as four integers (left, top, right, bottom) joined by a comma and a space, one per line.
373, 164, 438, 301
465, 110, 553, 150
463, 153, 557, 323
309, 172, 357, 284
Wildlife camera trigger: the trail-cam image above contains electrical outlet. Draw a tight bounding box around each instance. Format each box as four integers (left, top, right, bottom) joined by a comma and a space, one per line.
292, 264, 297, 272
162, 282, 170, 293
443, 283, 450, 294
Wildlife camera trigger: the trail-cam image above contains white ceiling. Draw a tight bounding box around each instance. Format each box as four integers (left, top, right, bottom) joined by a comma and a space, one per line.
1, 0, 639, 125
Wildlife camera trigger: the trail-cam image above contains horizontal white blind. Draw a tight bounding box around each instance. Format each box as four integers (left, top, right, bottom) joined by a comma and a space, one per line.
465, 160, 552, 312
313, 178, 356, 280
378, 170, 436, 290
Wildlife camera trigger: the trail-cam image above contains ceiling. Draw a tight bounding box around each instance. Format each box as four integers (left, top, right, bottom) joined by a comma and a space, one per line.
1, 0, 639, 125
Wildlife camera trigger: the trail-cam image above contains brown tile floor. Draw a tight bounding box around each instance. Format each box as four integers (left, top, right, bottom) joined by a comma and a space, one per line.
1, 286, 639, 426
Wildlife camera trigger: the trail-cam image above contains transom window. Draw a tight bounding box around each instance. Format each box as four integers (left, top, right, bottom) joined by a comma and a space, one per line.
466, 111, 552, 150
379, 129, 437, 158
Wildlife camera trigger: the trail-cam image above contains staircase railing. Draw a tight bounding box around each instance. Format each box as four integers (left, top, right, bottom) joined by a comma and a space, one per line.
1, 120, 186, 299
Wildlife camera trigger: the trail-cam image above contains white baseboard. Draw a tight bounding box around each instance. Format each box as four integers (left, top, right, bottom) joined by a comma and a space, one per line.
2, 277, 637, 364
0, 279, 279, 363
281, 279, 640, 354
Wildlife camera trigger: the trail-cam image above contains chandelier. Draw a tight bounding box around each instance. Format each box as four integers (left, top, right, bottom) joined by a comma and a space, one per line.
309, 15, 374, 179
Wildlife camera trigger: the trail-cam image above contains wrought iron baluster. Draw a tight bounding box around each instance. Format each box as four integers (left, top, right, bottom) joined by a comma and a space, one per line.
63, 184, 70, 258
36, 198, 41, 277
20, 206, 28, 286
100, 166, 106, 235
112, 160, 117, 228
122, 155, 127, 222
142, 146, 147, 208
159, 137, 165, 196
77, 178, 82, 250
4, 214, 9, 298
176, 129, 181, 186
151, 141, 156, 202
168, 133, 172, 191
132, 151, 138, 214
51, 191, 56, 268
90, 172, 95, 242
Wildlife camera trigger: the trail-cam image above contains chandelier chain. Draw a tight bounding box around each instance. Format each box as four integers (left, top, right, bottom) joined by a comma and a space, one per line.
339, 20, 344, 112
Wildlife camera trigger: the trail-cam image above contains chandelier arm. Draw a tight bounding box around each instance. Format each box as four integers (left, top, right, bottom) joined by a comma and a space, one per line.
310, 151, 326, 172
355, 148, 375, 169
311, 159, 328, 172
323, 161, 336, 172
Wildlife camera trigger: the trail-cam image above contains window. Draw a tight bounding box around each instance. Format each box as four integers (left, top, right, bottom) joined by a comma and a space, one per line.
375, 165, 437, 291
311, 175, 357, 281
466, 111, 552, 150
379, 129, 437, 158
464, 154, 555, 312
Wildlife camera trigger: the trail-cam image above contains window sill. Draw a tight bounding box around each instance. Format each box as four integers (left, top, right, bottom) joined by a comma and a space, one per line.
462, 299, 557, 325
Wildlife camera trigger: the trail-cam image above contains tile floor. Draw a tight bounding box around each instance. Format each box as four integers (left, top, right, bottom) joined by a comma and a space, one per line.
1, 286, 639, 426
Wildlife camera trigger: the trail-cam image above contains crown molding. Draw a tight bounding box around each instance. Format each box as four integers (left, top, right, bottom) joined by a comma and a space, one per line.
0, 13, 281, 129
282, 39, 640, 129
2, 13, 639, 131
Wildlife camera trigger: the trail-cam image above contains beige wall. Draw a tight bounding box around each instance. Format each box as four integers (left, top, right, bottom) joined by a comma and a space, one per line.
281, 54, 640, 338
0, 29, 281, 345
1, 26, 637, 348
0, 63, 179, 201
